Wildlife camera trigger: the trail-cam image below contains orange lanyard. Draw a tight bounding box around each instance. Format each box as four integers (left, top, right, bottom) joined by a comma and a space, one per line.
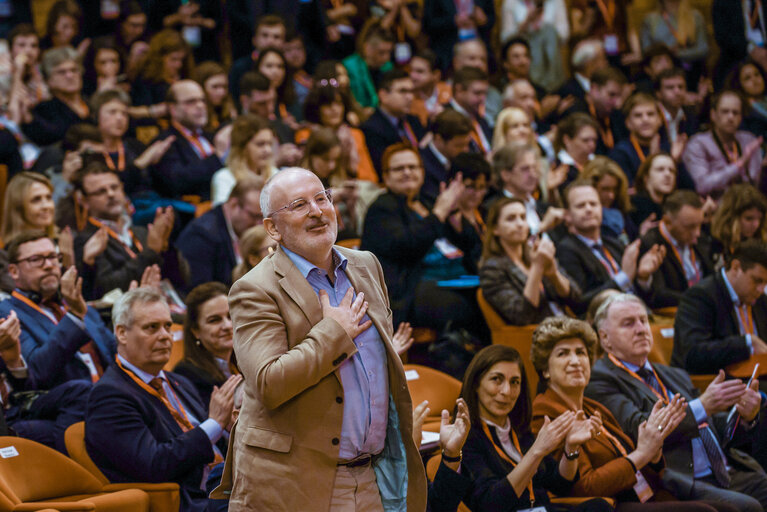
402, 120, 418, 146
662, 12, 687, 47
172, 121, 213, 158
278, 103, 289, 120
659, 222, 700, 286
87, 217, 143, 258
11, 290, 64, 324
630, 135, 647, 163
471, 120, 489, 153
294, 69, 312, 89
588, 100, 614, 149
481, 422, 535, 506
593, 0, 616, 30
736, 304, 755, 336
723, 142, 740, 164
608, 354, 670, 403
115, 357, 194, 431
102, 142, 125, 172
473, 210, 486, 235
592, 241, 620, 275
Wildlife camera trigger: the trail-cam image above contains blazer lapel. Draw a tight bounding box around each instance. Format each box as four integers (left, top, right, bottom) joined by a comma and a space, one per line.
166, 373, 207, 422
116, 364, 184, 436
271, 247, 323, 328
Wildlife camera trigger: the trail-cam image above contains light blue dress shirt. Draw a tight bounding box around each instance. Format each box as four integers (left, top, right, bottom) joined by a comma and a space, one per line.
721, 268, 756, 353
283, 246, 389, 460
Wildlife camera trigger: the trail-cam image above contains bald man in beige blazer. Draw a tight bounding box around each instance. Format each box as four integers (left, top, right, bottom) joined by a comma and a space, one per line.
213, 168, 427, 511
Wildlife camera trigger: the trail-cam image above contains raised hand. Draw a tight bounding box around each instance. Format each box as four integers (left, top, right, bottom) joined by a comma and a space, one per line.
736, 378, 762, 422
0, 311, 22, 367
639, 213, 659, 236
319, 288, 372, 340
412, 399, 430, 445
441, 398, 470, 459
147, 207, 174, 253
700, 370, 747, 416
134, 136, 176, 169
432, 173, 465, 222
531, 411, 575, 457
637, 244, 666, 281
82, 226, 109, 266
392, 322, 414, 355
565, 410, 598, 448
209, 374, 243, 428
60, 266, 87, 319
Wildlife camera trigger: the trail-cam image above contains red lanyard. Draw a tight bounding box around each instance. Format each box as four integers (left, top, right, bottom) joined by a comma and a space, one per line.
481, 422, 535, 506
593, 0, 616, 30
88, 217, 143, 259
659, 222, 700, 286
471, 120, 489, 153
11, 290, 64, 324
294, 70, 312, 89
630, 135, 647, 163
588, 100, 614, 149
172, 121, 213, 158
608, 354, 670, 404
102, 142, 125, 172
115, 357, 194, 431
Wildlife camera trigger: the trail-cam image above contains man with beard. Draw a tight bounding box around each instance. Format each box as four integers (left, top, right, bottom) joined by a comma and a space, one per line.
0, 231, 115, 390
213, 168, 427, 510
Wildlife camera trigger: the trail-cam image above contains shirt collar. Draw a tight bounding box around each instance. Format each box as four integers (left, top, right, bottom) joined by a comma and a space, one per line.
620, 357, 653, 374
282, 245, 347, 279
721, 267, 741, 305
449, 98, 472, 119
428, 142, 450, 167
661, 103, 684, 124
118, 353, 165, 383
379, 108, 401, 128
659, 221, 684, 250
575, 233, 603, 248
575, 73, 591, 93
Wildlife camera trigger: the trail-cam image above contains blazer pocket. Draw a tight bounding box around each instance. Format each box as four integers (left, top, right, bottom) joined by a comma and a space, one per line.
242, 426, 293, 453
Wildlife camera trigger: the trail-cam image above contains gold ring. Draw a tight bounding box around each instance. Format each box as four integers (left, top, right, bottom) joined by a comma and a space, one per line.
657, 425, 663, 431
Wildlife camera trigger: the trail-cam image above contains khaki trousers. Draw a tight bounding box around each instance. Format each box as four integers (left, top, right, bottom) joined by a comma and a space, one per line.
329, 463, 385, 511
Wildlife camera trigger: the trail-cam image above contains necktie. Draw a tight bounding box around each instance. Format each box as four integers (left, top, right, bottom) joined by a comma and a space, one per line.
149, 377, 194, 431
637, 367, 662, 395
43, 299, 104, 381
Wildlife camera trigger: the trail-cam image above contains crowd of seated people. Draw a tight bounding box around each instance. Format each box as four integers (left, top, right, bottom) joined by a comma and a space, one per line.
1, 1, 767, 511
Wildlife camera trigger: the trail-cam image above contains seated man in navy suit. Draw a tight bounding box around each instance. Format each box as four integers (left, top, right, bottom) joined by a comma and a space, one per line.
151, 80, 230, 200
361, 69, 425, 179
85, 287, 241, 512
176, 177, 263, 290
446, 67, 493, 156
419, 109, 472, 206
0, 309, 90, 452
0, 231, 116, 390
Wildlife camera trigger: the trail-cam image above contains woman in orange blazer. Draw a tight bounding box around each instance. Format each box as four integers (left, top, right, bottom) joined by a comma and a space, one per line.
529, 316, 737, 512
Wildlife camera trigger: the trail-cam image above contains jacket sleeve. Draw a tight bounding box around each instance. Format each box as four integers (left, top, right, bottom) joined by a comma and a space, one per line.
682, 136, 741, 195
151, 140, 223, 198
479, 257, 542, 325
427, 461, 472, 512
175, 227, 218, 288
84, 381, 214, 482
228, 274, 358, 410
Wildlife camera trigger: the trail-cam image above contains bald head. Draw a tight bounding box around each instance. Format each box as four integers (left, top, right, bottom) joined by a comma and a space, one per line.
168, 79, 207, 130
453, 40, 488, 73
261, 167, 338, 267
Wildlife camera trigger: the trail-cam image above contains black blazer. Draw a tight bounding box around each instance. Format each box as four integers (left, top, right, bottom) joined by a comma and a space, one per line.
419, 144, 450, 207
673, 271, 767, 373
629, 193, 663, 231
175, 205, 237, 291
150, 125, 223, 199
557, 78, 588, 101
421, 0, 495, 71
462, 422, 575, 511
555, 233, 645, 315
639, 226, 715, 309
713, 0, 767, 86
21, 97, 88, 146
586, 355, 763, 499
85, 364, 217, 512
361, 108, 425, 179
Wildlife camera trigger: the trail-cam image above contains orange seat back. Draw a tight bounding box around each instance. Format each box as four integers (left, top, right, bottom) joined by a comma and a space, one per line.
336, 238, 361, 250
403, 364, 462, 430
476, 288, 507, 331
65, 422, 110, 485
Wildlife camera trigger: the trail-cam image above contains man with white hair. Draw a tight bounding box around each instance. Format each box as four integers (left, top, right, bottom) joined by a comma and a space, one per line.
586, 293, 767, 512
557, 38, 608, 101
85, 287, 241, 512
213, 167, 427, 510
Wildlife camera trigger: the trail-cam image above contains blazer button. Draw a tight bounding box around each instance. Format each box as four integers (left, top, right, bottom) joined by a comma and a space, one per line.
336, 396, 343, 404
332, 438, 340, 445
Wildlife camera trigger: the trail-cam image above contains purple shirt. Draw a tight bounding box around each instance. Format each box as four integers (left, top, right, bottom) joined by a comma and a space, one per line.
283, 246, 389, 460
682, 130, 762, 197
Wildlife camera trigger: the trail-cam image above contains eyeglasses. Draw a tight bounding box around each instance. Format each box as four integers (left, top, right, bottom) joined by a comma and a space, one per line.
84, 182, 123, 197
269, 189, 333, 217
318, 78, 339, 88
14, 253, 63, 267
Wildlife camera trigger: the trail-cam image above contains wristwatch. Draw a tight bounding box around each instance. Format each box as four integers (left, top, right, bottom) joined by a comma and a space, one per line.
564, 447, 581, 460
442, 450, 462, 463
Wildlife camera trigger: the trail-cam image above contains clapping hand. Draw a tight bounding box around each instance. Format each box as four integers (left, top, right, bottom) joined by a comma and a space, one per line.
441, 399, 470, 461
531, 411, 575, 457
412, 399, 430, 445
392, 322, 414, 355
735, 378, 762, 422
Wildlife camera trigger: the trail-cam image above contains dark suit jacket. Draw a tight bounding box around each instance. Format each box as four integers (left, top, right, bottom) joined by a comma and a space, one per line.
85, 364, 215, 512
21, 97, 88, 146
150, 125, 223, 199
361, 108, 425, 179
421, 0, 495, 71
639, 226, 715, 309
557, 78, 588, 101
0, 293, 115, 390
462, 421, 574, 512
713, 0, 767, 86
586, 355, 763, 499
555, 233, 650, 315
561, 100, 623, 155
533, 388, 665, 501
419, 144, 450, 207
479, 255, 581, 325
172, 360, 223, 408
175, 205, 236, 290
673, 272, 767, 373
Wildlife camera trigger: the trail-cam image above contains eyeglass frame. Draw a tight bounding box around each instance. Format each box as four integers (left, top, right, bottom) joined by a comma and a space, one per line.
267, 188, 334, 217
13, 252, 63, 267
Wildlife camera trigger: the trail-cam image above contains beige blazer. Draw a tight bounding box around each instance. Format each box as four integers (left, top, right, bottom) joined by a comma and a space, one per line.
213, 246, 427, 511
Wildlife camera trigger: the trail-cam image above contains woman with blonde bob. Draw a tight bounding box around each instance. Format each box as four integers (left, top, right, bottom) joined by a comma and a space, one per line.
492, 107, 536, 152
530, 316, 727, 511
2, 172, 74, 266
231, 225, 274, 283
711, 184, 767, 257
211, 114, 275, 205
581, 157, 634, 241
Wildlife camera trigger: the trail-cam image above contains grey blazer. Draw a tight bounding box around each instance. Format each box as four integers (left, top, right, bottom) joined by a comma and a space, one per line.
479, 255, 581, 325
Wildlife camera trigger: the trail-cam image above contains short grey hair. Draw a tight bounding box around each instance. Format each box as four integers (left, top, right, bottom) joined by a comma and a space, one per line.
571, 39, 604, 72
41, 46, 80, 80
593, 293, 647, 332
260, 167, 316, 218
112, 287, 167, 331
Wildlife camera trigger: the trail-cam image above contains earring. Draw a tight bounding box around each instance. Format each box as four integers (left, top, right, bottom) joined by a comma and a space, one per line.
196, 339, 201, 347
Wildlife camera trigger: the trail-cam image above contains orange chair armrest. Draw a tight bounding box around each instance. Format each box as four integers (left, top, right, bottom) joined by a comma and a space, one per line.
550, 497, 615, 507
14, 502, 95, 511
102, 482, 179, 493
